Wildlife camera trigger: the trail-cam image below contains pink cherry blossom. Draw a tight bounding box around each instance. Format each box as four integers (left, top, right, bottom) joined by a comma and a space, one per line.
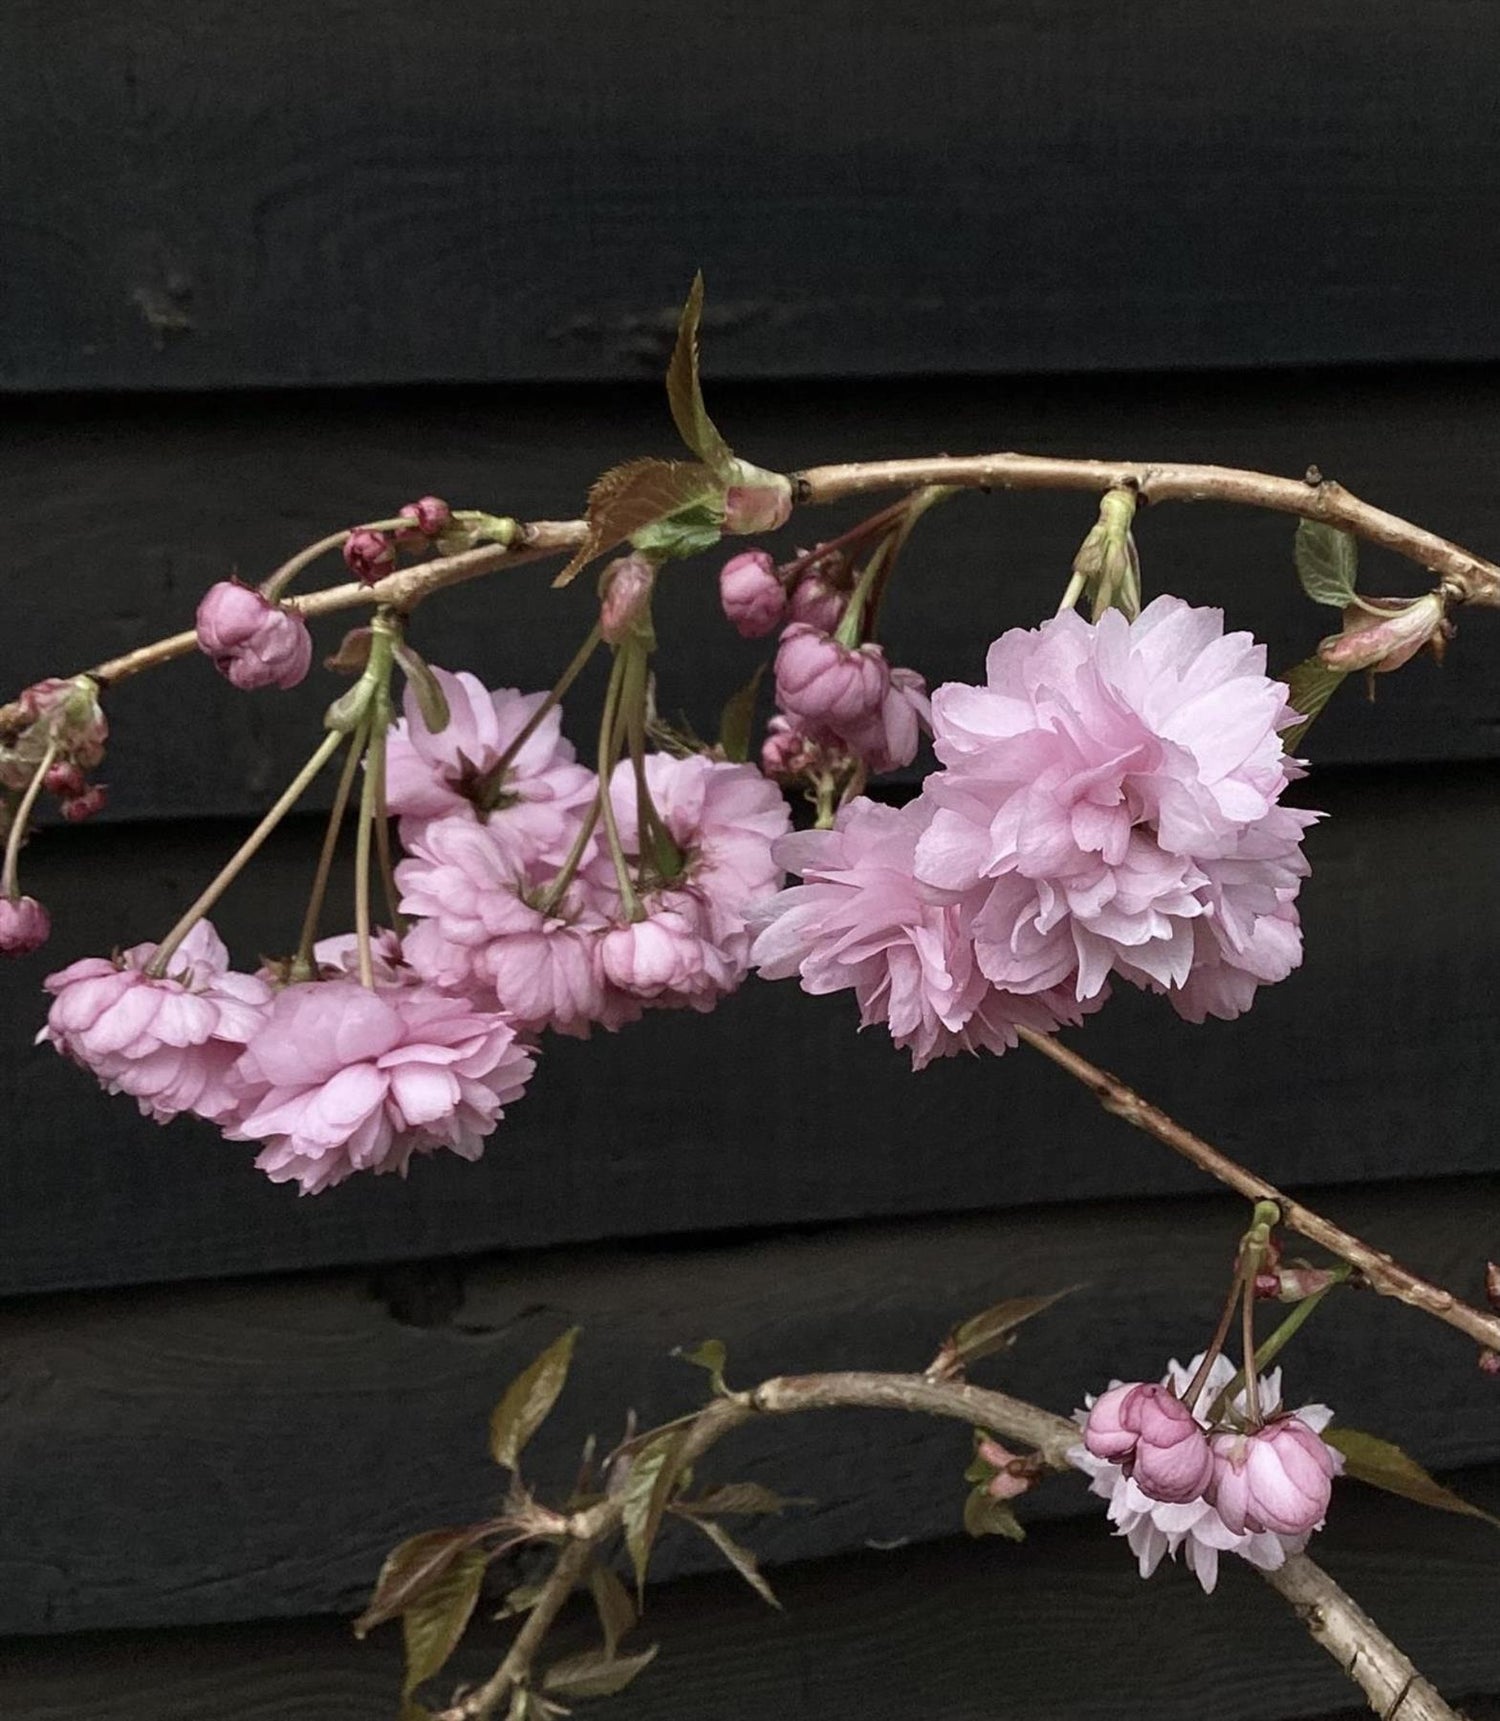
597, 895, 740, 1012
1072, 1353, 1339, 1594
1081, 1381, 1146, 1461
719, 551, 788, 638
0, 894, 50, 955
1209, 1415, 1339, 1536
195, 581, 313, 691
1119, 1383, 1215, 1503
775, 624, 891, 729
788, 569, 848, 634
39, 920, 271, 1124
837, 664, 931, 774
226, 977, 535, 1194
384, 668, 594, 848
397, 817, 635, 1037
915, 598, 1314, 1010
750, 796, 1094, 1070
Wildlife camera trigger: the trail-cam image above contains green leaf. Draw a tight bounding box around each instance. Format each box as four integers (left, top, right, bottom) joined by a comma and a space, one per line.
679, 1481, 802, 1518
543, 1644, 661, 1699
589, 1561, 637, 1656
401, 1548, 487, 1703
489, 1327, 580, 1471
1295, 520, 1359, 608
1324, 1427, 1500, 1530
963, 1485, 1026, 1541
621, 1430, 688, 1597
683, 1514, 782, 1609
631, 497, 724, 563
494, 1579, 548, 1622
674, 1337, 730, 1394
716, 666, 766, 765
937, 1287, 1077, 1377
1279, 656, 1350, 751
553, 459, 720, 586
666, 273, 736, 475
355, 1526, 490, 1636
393, 642, 451, 735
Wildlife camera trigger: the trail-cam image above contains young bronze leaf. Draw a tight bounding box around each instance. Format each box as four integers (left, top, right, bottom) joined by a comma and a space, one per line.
679, 1481, 803, 1518
1280, 656, 1349, 751
489, 1326, 580, 1470
355, 1526, 489, 1637
542, 1644, 661, 1699
940, 1286, 1077, 1374
717, 665, 765, 764
683, 1514, 782, 1609
589, 1562, 637, 1657
666, 273, 736, 475
963, 1485, 1026, 1542
401, 1548, 487, 1703
1294, 519, 1359, 608
1324, 1427, 1500, 1530
621, 1430, 689, 1597
553, 459, 719, 586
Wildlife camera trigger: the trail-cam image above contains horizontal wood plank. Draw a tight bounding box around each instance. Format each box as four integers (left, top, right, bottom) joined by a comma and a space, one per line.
6, 3, 1500, 389
2, 763, 1496, 1295
2, 1520, 1499, 1721
0, 1183, 1495, 1635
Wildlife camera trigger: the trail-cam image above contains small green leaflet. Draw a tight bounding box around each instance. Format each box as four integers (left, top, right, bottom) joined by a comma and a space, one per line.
962, 1486, 1025, 1541
679, 1481, 802, 1517
401, 1548, 487, 1707
666, 273, 737, 476
1324, 1427, 1500, 1530
621, 1429, 689, 1596
553, 459, 720, 586
940, 1286, 1078, 1374
543, 1644, 660, 1699
588, 1562, 637, 1656
1279, 656, 1349, 751
355, 1526, 489, 1636
682, 1513, 782, 1609
488, 1327, 580, 1470
393, 642, 451, 735
1294, 520, 1359, 608
716, 666, 765, 765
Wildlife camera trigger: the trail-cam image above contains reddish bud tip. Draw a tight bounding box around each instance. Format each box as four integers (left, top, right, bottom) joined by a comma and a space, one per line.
399, 495, 452, 537
1478, 1348, 1500, 1377
61, 784, 107, 822
1485, 1261, 1500, 1312
598, 553, 656, 646
44, 761, 88, 799
343, 529, 397, 586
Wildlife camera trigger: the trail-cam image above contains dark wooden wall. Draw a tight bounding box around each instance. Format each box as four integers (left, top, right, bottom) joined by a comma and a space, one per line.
3, 4, 1499, 1717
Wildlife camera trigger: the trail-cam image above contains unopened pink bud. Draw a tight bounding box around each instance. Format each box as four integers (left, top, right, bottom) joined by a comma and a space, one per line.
61, 784, 107, 822
976, 1438, 1033, 1501
1274, 1265, 1339, 1302
759, 715, 816, 781
788, 569, 848, 633
195, 580, 313, 691
1209, 1415, 1337, 1536
723, 478, 793, 536
1318, 592, 1449, 674
1120, 1383, 1215, 1503
0, 895, 50, 955
1479, 1348, 1500, 1377
774, 624, 890, 728
343, 528, 397, 586
44, 761, 88, 799
598, 553, 656, 646
1081, 1381, 1145, 1462
719, 550, 786, 638
1485, 1261, 1500, 1312
399, 495, 452, 537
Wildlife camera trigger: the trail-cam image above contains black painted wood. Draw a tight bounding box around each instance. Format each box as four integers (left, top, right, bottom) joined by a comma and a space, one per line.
3, 1521, 1499, 1721
6, 2, 1500, 391
0, 1181, 1494, 1635
1, 764, 1497, 1297
7, 371, 1500, 828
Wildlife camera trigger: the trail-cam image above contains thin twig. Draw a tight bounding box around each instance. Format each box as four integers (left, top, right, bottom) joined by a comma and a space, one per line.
1017, 1026, 1500, 1353
434, 1369, 1460, 1721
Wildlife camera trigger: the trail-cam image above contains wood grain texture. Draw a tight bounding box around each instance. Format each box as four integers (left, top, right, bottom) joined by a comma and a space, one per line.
0, 1181, 1495, 1635
5, 2, 1500, 389
8, 373, 1500, 825
2, 760, 1497, 1296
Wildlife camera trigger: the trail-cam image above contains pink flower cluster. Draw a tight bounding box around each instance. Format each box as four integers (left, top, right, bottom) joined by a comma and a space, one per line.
40, 921, 536, 1194
754, 598, 1316, 1063
718, 549, 931, 781
196, 581, 312, 691
1072, 1353, 1342, 1592
392, 669, 791, 1035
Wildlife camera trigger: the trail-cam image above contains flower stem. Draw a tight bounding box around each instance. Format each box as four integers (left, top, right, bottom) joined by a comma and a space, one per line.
1, 737, 58, 901
147, 728, 344, 978
369, 723, 403, 930
475, 626, 602, 811
1241, 1272, 1264, 1427
1207, 1268, 1352, 1423
353, 686, 396, 991
1179, 1268, 1247, 1414
595, 652, 639, 919
536, 799, 601, 919
1056, 570, 1088, 613
619, 639, 680, 886
293, 723, 367, 977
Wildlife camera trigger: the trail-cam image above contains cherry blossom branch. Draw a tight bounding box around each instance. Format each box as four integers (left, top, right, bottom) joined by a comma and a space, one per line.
793, 455, 1500, 607
1016, 1026, 1500, 1354
433, 1371, 1459, 1721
